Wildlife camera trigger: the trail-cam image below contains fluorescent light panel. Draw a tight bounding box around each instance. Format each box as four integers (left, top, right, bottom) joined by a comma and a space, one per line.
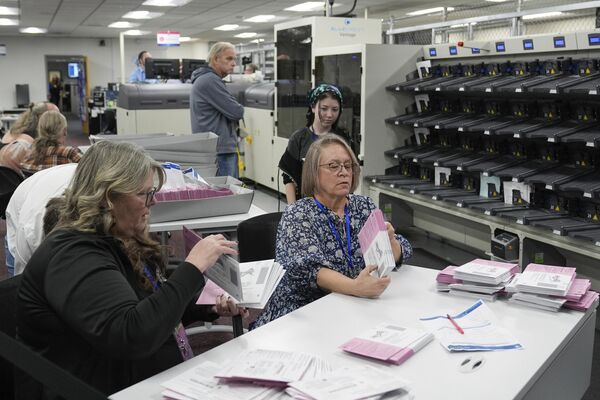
407, 7, 454, 16
123, 11, 163, 19
244, 15, 275, 23
522, 11, 563, 20
0, 6, 19, 15
108, 21, 140, 28
142, 0, 191, 6
235, 32, 257, 38
214, 24, 239, 31
285, 2, 323, 12
20, 27, 47, 33
0, 18, 18, 25
123, 30, 151, 35
179, 36, 196, 42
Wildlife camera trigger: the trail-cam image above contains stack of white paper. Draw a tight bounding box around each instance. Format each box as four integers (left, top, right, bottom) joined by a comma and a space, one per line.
420, 299, 523, 352
286, 365, 413, 400
515, 263, 575, 297
358, 209, 395, 278
453, 259, 519, 285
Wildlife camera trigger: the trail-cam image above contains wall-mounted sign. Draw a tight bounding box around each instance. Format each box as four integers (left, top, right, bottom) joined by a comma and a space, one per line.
157, 31, 180, 47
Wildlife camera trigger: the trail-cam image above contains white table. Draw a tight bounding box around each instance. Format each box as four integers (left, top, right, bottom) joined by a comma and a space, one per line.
110, 265, 596, 400
149, 204, 266, 236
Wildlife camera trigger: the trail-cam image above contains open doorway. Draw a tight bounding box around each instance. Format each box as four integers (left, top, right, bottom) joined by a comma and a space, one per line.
45, 55, 89, 136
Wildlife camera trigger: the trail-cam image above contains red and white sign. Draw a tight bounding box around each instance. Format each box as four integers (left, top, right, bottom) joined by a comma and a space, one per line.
157, 31, 180, 47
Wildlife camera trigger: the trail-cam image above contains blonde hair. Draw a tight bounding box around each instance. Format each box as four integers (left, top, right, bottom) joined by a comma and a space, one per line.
301, 134, 360, 197
208, 42, 235, 65
9, 102, 52, 138
30, 110, 67, 164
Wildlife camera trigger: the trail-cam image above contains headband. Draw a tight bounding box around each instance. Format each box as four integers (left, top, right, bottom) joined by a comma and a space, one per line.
308, 84, 343, 108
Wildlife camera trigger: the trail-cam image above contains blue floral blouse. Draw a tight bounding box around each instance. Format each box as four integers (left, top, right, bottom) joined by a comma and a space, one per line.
251, 194, 412, 329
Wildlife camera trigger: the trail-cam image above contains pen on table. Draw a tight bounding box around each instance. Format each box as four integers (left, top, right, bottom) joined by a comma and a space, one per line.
446, 313, 464, 335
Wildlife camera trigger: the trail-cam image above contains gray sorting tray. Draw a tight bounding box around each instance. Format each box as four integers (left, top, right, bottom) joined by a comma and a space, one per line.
146, 149, 217, 164
185, 164, 218, 177
89, 132, 218, 153
150, 177, 253, 223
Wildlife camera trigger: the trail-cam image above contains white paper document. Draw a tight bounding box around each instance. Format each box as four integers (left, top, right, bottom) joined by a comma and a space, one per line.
358, 209, 395, 278
287, 365, 412, 400
203, 254, 244, 302
420, 299, 523, 352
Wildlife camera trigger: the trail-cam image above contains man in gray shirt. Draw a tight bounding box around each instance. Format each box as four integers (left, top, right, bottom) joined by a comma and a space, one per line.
190, 42, 244, 177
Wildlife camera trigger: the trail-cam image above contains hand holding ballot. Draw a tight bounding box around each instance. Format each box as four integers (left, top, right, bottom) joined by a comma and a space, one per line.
185, 233, 238, 273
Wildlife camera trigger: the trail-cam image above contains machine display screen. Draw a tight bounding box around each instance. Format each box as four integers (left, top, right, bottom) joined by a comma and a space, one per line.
495, 42, 506, 52
67, 63, 79, 78
588, 34, 600, 46
471, 48, 480, 54
449, 46, 457, 55
553, 36, 566, 48
522, 39, 534, 50
429, 48, 437, 57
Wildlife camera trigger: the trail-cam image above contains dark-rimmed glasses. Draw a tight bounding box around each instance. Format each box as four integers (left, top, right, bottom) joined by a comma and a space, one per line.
138, 187, 157, 207
319, 161, 358, 174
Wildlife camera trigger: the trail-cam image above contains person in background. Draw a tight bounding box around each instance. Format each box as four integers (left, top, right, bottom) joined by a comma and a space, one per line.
17, 140, 247, 397
190, 42, 243, 178
20, 110, 81, 175
278, 83, 350, 204
128, 50, 152, 83
48, 76, 62, 108
6, 163, 77, 276
252, 134, 413, 329
242, 63, 263, 82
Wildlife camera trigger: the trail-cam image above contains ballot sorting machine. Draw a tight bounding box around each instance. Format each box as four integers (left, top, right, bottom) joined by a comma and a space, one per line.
367, 30, 600, 280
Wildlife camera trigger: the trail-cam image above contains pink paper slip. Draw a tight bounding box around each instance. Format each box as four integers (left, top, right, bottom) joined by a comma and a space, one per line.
196, 279, 227, 305
564, 291, 599, 311
563, 278, 591, 302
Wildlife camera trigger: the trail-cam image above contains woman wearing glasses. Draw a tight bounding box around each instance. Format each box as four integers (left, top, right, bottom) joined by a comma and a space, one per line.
278, 83, 351, 204
17, 141, 245, 396
252, 134, 412, 329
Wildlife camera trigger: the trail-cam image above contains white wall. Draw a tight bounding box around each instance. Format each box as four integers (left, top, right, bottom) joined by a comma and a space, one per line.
0, 36, 209, 110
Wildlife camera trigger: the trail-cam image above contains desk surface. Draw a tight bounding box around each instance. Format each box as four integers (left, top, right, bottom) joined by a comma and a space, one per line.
111, 265, 595, 400
149, 204, 265, 233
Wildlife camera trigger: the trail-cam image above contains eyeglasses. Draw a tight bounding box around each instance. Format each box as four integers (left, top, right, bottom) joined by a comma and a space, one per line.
319, 161, 358, 174
138, 187, 157, 207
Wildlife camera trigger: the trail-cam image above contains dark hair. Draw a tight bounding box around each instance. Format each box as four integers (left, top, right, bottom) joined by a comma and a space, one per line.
43, 197, 65, 236
137, 51, 149, 65
305, 84, 343, 129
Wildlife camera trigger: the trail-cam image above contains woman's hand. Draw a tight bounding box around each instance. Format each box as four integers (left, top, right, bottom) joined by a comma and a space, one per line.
185, 234, 237, 273
352, 265, 391, 298
385, 222, 403, 264
212, 294, 250, 318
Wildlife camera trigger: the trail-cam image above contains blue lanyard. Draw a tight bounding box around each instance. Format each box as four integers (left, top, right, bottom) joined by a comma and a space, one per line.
143, 265, 161, 292
314, 198, 353, 270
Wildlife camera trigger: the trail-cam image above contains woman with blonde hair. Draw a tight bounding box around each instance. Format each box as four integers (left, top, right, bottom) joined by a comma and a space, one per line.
17, 140, 245, 396
20, 109, 81, 174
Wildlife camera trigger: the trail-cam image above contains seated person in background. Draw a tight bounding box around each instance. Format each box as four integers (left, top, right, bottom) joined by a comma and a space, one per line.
252, 134, 412, 329
17, 140, 247, 397
0, 102, 58, 173
278, 84, 350, 204
6, 163, 77, 276
128, 50, 152, 83
242, 63, 263, 82
20, 110, 82, 174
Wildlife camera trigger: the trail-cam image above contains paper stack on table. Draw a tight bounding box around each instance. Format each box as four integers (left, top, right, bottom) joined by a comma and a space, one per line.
437, 259, 519, 301
340, 323, 433, 365
420, 299, 523, 352
358, 209, 395, 278
506, 264, 598, 312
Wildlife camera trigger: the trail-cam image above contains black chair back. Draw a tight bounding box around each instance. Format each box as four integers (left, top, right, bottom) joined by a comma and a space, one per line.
0, 274, 21, 399
237, 212, 283, 262
0, 166, 24, 219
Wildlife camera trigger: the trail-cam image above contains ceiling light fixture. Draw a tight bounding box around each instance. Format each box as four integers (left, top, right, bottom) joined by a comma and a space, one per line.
407, 7, 455, 16
522, 11, 563, 20
142, 0, 192, 6
214, 24, 239, 31
179, 36, 197, 42
244, 15, 275, 23
0, 6, 19, 15
19, 27, 47, 33
123, 11, 163, 19
234, 32, 258, 38
0, 18, 18, 26
123, 30, 151, 35
285, 2, 324, 12
108, 21, 140, 28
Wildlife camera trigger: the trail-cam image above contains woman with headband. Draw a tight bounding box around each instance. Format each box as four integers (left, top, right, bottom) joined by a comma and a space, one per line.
278, 83, 350, 204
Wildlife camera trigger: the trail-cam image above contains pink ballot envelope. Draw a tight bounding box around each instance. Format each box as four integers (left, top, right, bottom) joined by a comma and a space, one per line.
358, 209, 395, 277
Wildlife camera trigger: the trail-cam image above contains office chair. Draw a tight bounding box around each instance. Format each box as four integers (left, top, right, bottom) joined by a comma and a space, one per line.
0, 165, 24, 219
0, 275, 108, 400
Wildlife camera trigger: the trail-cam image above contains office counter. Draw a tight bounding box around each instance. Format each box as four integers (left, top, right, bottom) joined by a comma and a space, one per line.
111, 265, 596, 400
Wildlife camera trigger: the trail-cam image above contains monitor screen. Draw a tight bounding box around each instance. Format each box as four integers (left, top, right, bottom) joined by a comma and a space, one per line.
67, 63, 79, 78
449, 46, 457, 55
495, 42, 506, 52
429, 48, 437, 57
588, 34, 600, 46
471, 48, 480, 54
522, 39, 534, 50
553, 36, 566, 48
181, 58, 206, 80
145, 58, 180, 80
